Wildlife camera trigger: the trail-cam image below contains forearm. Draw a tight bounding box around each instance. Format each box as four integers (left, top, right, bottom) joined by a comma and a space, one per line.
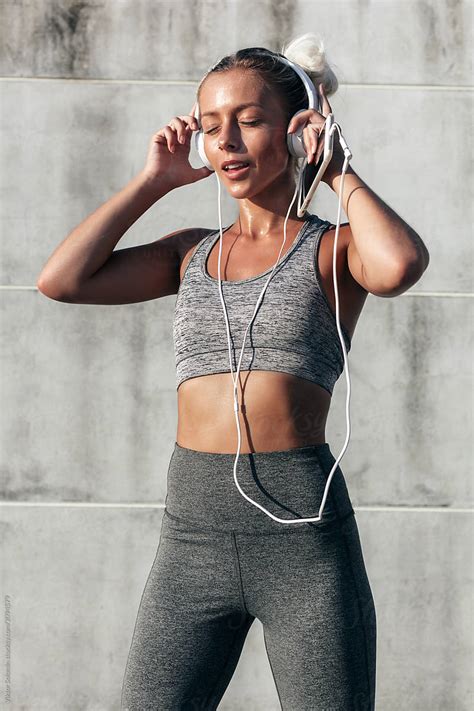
37, 171, 172, 293
326, 165, 430, 281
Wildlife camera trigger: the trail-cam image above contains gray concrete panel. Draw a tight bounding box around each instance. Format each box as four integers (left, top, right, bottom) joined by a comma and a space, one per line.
0, 0, 471, 85
327, 290, 473, 509
1, 288, 471, 507
364, 509, 473, 710
0, 79, 471, 291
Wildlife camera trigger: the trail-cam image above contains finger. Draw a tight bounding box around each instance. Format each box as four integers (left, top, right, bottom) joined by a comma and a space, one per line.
153, 132, 168, 147
287, 108, 323, 134
302, 125, 314, 162
167, 117, 194, 145
287, 109, 312, 134
304, 124, 323, 163
314, 127, 325, 164
189, 102, 200, 125
186, 109, 199, 130
168, 117, 187, 144
170, 116, 197, 143
318, 83, 332, 116
162, 125, 178, 152
174, 114, 199, 134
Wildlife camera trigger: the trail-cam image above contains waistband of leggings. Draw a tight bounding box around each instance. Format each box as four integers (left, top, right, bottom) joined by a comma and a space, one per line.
173, 440, 333, 458
164, 441, 355, 533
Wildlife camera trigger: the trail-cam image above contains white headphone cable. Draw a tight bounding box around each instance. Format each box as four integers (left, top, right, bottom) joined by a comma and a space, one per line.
214, 124, 352, 524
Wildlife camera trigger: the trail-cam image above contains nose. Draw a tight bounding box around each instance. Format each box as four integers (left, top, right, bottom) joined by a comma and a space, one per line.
218, 135, 238, 151
217, 121, 240, 151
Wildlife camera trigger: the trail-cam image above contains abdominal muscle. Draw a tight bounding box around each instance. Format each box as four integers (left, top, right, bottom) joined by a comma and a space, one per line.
176, 370, 330, 454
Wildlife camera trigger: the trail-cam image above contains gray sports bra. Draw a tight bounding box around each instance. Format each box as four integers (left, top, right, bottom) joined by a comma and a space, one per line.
173, 213, 352, 395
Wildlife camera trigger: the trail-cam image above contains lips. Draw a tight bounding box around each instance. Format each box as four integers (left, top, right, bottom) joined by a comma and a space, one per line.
222, 160, 250, 171
221, 162, 251, 179
223, 165, 250, 179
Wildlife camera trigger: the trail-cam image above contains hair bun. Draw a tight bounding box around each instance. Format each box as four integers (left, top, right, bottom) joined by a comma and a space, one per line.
281, 32, 338, 97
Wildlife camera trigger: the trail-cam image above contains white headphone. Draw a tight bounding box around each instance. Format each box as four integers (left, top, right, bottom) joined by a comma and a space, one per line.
194, 55, 322, 168
192, 53, 354, 525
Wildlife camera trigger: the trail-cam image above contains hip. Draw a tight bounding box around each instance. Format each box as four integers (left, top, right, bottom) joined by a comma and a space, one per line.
164, 440, 355, 534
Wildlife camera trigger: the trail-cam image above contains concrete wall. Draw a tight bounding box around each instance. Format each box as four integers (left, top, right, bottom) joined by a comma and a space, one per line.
1, 1, 472, 708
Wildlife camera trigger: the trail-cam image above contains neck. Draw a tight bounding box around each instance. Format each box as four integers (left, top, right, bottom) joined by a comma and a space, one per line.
234, 200, 307, 240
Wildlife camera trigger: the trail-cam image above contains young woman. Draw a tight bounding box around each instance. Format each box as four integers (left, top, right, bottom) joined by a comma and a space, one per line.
38, 34, 429, 711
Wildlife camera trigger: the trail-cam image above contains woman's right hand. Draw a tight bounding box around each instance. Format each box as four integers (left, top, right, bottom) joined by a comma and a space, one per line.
142, 102, 214, 190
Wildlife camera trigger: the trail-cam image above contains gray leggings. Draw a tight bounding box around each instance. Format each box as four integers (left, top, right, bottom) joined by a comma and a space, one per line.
121, 442, 377, 710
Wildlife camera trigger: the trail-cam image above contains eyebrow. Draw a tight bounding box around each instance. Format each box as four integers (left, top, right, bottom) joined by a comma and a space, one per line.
200, 102, 266, 119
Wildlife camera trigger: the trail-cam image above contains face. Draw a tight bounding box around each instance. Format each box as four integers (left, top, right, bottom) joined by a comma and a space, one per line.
198, 68, 295, 199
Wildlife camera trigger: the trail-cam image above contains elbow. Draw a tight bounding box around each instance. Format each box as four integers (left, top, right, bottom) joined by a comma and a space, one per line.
365, 233, 430, 298
36, 275, 48, 294
36, 276, 52, 297
36, 277, 74, 302
390, 233, 430, 293
388, 256, 428, 296
36, 275, 55, 298
408, 230, 430, 274
422, 245, 430, 272
368, 257, 427, 298
402, 242, 430, 282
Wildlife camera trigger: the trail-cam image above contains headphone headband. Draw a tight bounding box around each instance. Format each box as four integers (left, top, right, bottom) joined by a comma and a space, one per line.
194, 53, 320, 122
274, 55, 320, 111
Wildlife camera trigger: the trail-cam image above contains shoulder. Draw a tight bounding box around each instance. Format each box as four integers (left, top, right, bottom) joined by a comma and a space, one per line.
176, 227, 216, 277
173, 227, 215, 259
317, 221, 353, 263
320, 220, 351, 242
315, 220, 352, 264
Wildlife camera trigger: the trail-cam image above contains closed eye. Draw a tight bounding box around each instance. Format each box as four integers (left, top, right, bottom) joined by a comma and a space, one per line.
205, 120, 261, 134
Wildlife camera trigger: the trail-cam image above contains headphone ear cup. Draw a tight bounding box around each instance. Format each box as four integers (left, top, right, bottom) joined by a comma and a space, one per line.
286, 82, 323, 158
193, 129, 215, 172
286, 109, 310, 158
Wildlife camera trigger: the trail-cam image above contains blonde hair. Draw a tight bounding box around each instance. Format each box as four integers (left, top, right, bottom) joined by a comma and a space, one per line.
281, 33, 338, 97
281, 33, 338, 180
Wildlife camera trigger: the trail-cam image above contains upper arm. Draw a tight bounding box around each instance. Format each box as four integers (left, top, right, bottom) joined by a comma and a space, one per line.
41, 228, 204, 305
345, 223, 416, 298
324, 221, 372, 293
345, 227, 372, 293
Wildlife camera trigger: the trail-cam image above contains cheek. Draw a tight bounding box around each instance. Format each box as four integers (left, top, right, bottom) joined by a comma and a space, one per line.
255, 131, 288, 164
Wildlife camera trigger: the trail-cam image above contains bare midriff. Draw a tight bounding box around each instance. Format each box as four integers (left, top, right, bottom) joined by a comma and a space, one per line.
176, 370, 331, 454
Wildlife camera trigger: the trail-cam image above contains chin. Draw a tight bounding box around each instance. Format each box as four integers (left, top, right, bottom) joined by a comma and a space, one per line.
223, 170, 270, 189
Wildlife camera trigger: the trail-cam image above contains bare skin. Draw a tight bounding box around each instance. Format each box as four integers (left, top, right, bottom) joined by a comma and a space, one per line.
175, 221, 369, 454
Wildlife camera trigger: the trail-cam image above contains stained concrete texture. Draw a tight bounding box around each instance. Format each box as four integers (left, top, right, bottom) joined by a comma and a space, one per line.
0, 0, 471, 85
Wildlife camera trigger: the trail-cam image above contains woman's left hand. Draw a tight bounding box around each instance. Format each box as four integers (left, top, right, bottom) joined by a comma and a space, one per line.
286, 83, 346, 184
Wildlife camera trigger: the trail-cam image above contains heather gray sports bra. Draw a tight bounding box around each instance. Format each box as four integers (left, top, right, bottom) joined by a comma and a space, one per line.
173, 212, 352, 395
